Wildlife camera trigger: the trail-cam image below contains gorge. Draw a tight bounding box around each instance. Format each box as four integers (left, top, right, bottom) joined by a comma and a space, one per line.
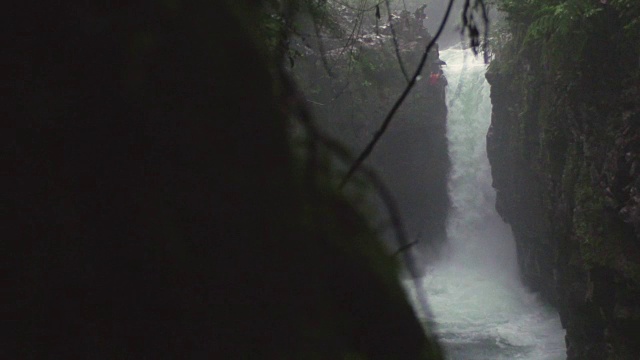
406, 45, 565, 360
11, 1, 640, 359
485, 1, 640, 358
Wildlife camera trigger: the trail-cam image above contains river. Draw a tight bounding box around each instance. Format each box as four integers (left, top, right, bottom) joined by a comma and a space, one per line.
404, 45, 567, 360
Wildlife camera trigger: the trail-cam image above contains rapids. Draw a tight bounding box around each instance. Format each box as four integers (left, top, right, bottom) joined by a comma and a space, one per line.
405, 45, 567, 360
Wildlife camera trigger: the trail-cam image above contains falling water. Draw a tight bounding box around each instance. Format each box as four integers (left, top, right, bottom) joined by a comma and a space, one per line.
405, 45, 566, 359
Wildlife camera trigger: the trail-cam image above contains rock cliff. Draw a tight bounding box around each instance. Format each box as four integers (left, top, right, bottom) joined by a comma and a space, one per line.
486, 3, 640, 359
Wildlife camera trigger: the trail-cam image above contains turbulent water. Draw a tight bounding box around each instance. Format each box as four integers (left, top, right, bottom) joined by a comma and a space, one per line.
405, 46, 567, 360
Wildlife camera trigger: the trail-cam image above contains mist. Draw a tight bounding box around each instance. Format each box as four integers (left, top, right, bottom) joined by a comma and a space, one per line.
404, 45, 566, 359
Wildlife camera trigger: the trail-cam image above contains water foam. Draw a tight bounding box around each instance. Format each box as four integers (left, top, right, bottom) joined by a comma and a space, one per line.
405, 45, 566, 359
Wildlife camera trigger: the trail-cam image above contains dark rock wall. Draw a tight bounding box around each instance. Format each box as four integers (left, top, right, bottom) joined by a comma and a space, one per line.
486, 8, 640, 359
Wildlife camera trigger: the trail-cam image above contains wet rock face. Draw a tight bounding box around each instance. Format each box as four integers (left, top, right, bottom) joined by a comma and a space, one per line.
603, 108, 640, 235
486, 39, 640, 359
485, 69, 558, 304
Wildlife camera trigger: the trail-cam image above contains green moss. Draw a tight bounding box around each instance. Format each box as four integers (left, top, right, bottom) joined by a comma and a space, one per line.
572, 161, 624, 270
561, 142, 579, 195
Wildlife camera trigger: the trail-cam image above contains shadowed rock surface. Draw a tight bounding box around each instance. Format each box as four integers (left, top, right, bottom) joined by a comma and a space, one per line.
8, 2, 443, 358
487, 2, 640, 358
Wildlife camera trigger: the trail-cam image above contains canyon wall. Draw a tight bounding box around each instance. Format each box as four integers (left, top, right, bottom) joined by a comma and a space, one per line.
487, 3, 640, 359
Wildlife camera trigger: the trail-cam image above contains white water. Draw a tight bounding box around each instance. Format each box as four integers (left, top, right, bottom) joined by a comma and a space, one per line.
405, 46, 566, 359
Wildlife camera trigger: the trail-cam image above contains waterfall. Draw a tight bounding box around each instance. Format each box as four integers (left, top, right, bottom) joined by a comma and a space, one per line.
404, 46, 566, 360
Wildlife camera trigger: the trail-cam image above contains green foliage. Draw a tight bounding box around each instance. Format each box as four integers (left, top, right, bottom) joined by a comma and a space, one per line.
573, 162, 632, 270
491, 0, 543, 24
513, 0, 599, 69
494, 0, 640, 52
572, 162, 609, 266
524, 1, 600, 43
610, 0, 640, 53
560, 141, 579, 197
538, 101, 567, 178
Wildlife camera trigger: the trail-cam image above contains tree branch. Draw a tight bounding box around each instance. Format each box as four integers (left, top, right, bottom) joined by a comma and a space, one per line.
392, 240, 418, 257
385, 0, 410, 83
339, 0, 456, 188
282, 77, 413, 264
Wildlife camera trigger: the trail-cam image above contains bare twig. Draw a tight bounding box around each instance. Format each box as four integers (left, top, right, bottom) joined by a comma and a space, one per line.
477, 0, 491, 63
337, 7, 365, 59
385, 0, 410, 83
339, 0, 456, 188
306, 125, 413, 266
277, 7, 436, 323
331, 0, 387, 12
306, 99, 325, 106
279, 66, 411, 259
309, 117, 431, 322
392, 240, 418, 256
312, 13, 337, 77
461, 0, 490, 61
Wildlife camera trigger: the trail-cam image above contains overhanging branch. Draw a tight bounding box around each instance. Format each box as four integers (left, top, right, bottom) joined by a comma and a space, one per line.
339, 0, 456, 188
385, 0, 410, 83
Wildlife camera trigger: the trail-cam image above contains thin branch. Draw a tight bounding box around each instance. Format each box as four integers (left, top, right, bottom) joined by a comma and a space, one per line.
306, 99, 325, 106
477, 0, 491, 63
385, 0, 410, 83
278, 28, 434, 325
312, 121, 427, 282
281, 73, 412, 259
307, 126, 413, 264
339, 0, 456, 188
337, 6, 366, 59
312, 12, 337, 77
462, 0, 471, 28
461, 0, 490, 61
331, 0, 388, 12
392, 240, 418, 257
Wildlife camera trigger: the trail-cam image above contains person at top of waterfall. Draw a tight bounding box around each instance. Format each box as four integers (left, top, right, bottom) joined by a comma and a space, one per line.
414, 4, 427, 31
429, 69, 445, 86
